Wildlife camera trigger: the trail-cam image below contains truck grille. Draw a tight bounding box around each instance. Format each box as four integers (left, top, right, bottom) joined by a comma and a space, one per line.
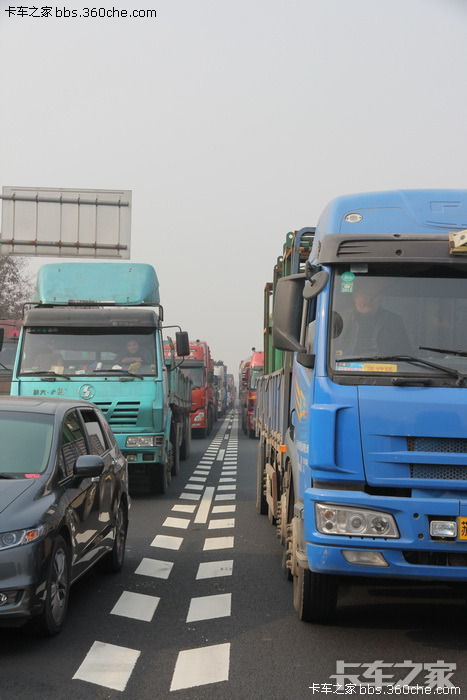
410, 464, 467, 480
408, 437, 467, 453
94, 401, 140, 425
408, 437, 467, 480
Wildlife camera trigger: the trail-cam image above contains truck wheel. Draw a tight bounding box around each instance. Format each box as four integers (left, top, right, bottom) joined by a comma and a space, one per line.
171, 437, 180, 476
248, 428, 256, 439
293, 566, 338, 623
180, 418, 191, 460
256, 440, 268, 515
36, 536, 71, 636
149, 449, 173, 494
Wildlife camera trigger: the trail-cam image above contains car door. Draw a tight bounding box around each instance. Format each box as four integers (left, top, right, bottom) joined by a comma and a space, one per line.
78, 407, 114, 542
58, 409, 101, 575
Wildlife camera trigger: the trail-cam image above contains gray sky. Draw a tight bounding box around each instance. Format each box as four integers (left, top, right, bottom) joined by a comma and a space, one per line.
0, 0, 466, 376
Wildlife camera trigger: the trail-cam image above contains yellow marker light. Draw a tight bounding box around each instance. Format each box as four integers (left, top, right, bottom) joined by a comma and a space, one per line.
280, 445, 286, 453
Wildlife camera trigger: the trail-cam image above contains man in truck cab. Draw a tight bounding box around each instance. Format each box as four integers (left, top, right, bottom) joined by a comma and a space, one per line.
333, 275, 411, 359
117, 339, 149, 371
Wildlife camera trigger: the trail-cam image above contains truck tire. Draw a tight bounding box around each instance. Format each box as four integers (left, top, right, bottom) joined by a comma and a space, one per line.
248, 428, 256, 439
171, 436, 180, 476
256, 440, 268, 515
180, 417, 191, 460
293, 566, 338, 623
149, 447, 173, 494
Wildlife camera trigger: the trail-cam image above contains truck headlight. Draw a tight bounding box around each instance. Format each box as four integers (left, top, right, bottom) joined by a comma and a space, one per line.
315, 504, 399, 538
193, 412, 205, 423
0, 526, 46, 551
126, 436, 155, 447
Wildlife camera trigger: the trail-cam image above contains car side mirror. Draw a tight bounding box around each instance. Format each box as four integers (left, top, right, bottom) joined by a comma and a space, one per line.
74, 455, 104, 478
175, 331, 190, 357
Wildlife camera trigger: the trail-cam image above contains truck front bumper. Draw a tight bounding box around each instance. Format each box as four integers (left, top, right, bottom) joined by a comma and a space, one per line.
304, 488, 467, 582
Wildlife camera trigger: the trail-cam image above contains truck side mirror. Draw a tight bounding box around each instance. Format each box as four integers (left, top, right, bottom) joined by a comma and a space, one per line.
175, 331, 190, 357
272, 273, 306, 352
0, 328, 4, 353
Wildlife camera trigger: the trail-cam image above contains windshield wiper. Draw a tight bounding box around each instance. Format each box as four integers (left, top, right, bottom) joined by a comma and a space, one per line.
20, 371, 71, 380
419, 346, 467, 358
91, 368, 143, 380
338, 355, 467, 386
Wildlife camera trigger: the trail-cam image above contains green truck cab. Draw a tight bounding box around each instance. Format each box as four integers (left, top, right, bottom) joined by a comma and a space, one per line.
11, 262, 191, 493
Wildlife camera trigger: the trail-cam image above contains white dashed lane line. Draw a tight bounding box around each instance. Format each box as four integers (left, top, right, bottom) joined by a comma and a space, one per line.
208, 518, 235, 530
162, 517, 191, 529
170, 643, 230, 692
73, 641, 141, 692
135, 558, 174, 579
179, 492, 201, 501
186, 593, 232, 622
111, 591, 160, 622
212, 505, 236, 513
172, 504, 196, 513
203, 536, 234, 551
151, 534, 183, 550
196, 560, 234, 579
215, 493, 236, 501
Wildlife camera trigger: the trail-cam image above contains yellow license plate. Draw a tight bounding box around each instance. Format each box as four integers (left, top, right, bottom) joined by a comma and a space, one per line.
458, 517, 467, 540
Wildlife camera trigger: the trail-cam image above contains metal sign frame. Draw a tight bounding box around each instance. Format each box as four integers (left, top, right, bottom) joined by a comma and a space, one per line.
0, 186, 132, 258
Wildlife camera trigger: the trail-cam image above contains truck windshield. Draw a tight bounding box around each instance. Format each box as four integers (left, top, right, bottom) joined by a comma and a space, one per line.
180, 366, 204, 388
250, 367, 263, 389
19, 329, 157, 377
0, 411, 53, 476
330, 265, 467, 378
0, 341, 18, 373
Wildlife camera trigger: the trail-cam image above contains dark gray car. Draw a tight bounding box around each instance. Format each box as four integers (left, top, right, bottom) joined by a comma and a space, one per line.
0, 397, 129, 634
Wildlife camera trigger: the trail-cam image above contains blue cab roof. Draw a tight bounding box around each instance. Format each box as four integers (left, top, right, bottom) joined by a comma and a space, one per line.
315, 189, 467, 239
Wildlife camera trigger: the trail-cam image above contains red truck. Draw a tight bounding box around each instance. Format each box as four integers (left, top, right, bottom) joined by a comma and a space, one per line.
0, 320, 21, 395
177, 340, 215, 438
240, 349, 264, 438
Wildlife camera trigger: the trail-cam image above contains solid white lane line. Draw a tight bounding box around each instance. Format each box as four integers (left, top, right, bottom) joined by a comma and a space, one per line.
203, 536, 234, 550
208, 518, 235, 530
172, 504, 196, 513
212, 505, 236, 513
179, 492, 201, 501
186, 593, 231, 622
217, 449, 225, 461
194, 486, 215, 524
217, 484, 236, 491
151, 534, 183, 550
196, 560, 233, 579
170, 643, 230, 691
184, 483, 204, 491
111, 591, 160, 622
189, 476, 207, 482
219, 478, 236, 483
135, 558, 173, 579
162, 517, 190, 530
73, 641, 140, 692
214, 493, 236, 501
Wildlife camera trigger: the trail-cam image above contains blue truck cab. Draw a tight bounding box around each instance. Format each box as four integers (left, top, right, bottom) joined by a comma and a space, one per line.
260, 190, 467, 621
11, 262, 191, 493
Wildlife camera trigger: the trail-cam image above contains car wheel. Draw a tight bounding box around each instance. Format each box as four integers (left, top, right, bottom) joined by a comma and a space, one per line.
101, 501, 128, 573
36, 535, 70, 636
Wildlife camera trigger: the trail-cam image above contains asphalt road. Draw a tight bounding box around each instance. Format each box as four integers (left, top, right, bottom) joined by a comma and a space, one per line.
1, 411, 467, 699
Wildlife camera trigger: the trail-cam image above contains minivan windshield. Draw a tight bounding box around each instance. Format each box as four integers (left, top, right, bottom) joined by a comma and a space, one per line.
0, 411, 53, 476
330, 265, 467, 379
19, 329, 157, 377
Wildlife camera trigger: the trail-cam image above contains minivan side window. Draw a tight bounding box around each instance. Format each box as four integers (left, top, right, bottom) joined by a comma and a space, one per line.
81, 409, 108, 456
59, 410, 88, 478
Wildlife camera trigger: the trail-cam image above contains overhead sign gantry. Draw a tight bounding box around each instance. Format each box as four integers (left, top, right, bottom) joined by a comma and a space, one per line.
0, 186, 132, 258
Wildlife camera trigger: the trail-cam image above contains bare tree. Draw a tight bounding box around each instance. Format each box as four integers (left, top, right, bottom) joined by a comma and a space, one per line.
0, 256, 33, 319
